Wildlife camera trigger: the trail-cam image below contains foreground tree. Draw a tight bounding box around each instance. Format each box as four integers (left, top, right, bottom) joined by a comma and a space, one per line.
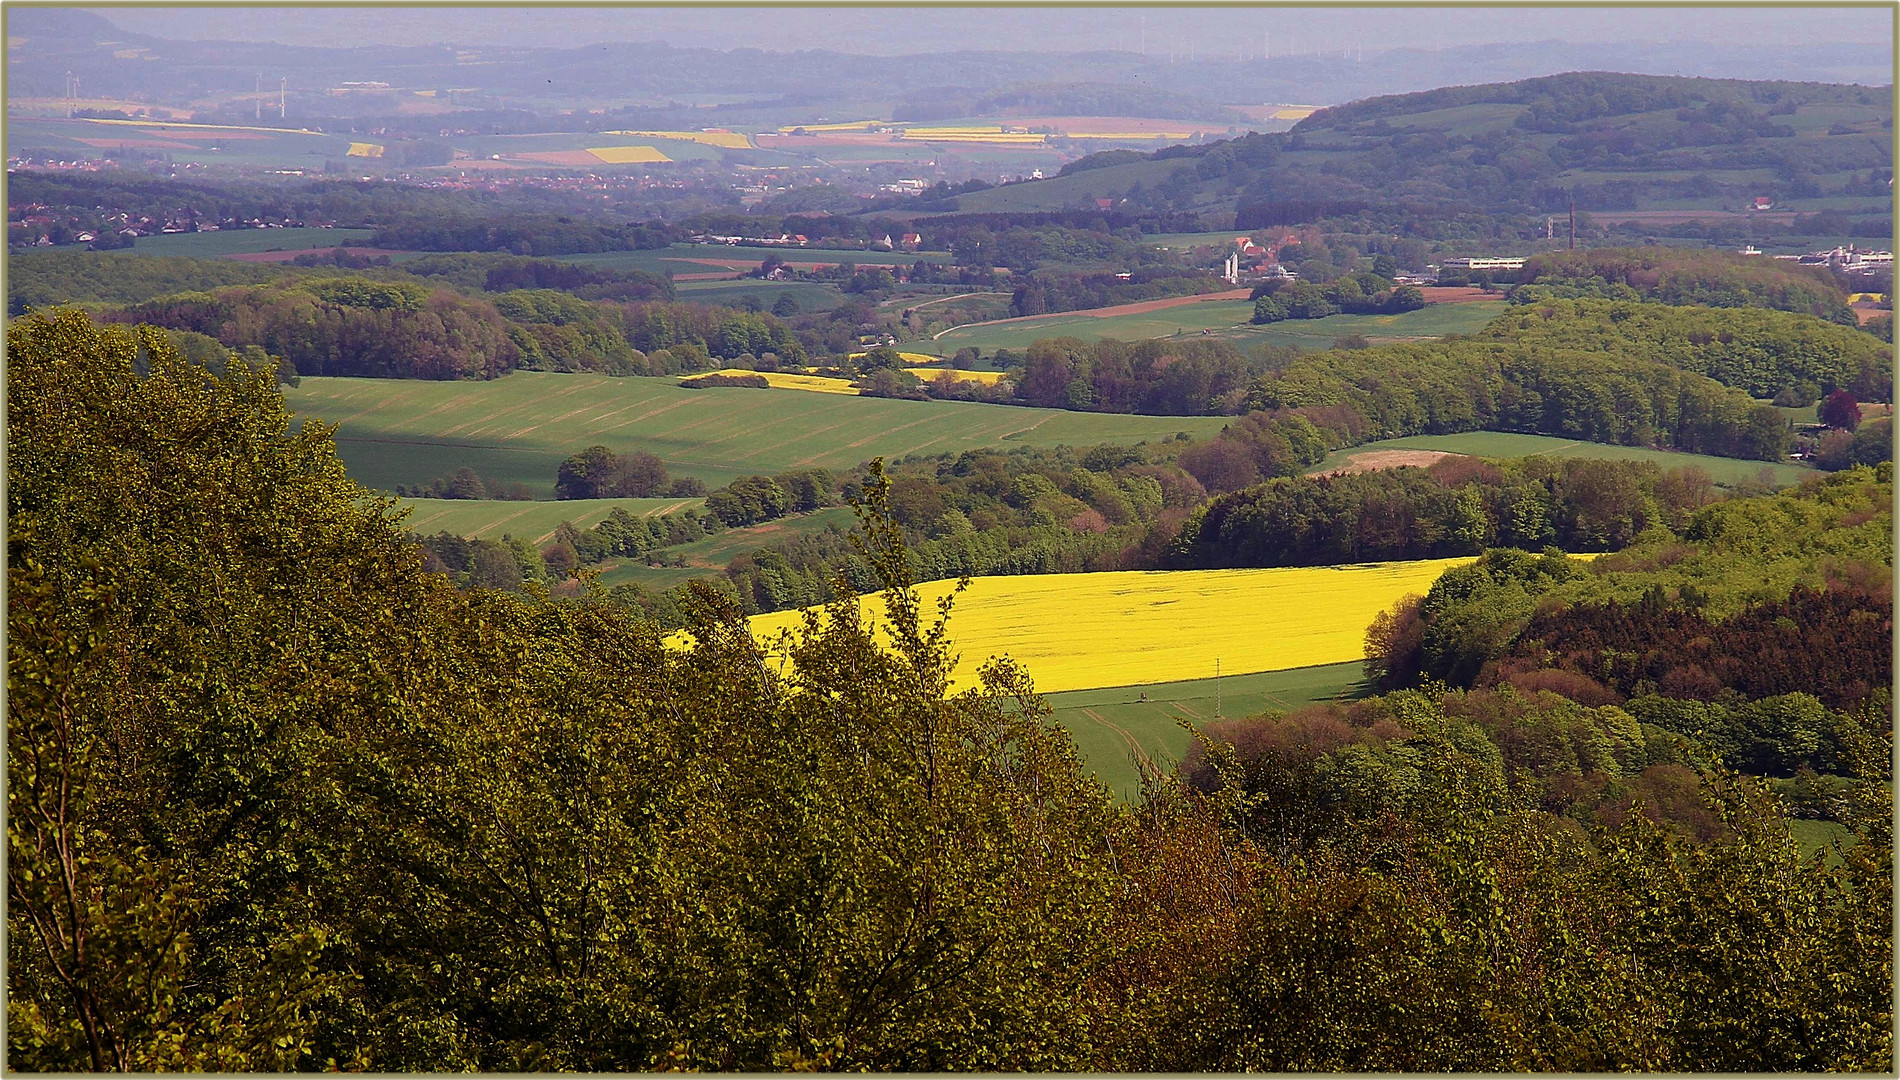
7, 310, 1122, 1070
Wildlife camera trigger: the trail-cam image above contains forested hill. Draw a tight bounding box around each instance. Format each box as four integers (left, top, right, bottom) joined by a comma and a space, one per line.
950, 71, 1892, 220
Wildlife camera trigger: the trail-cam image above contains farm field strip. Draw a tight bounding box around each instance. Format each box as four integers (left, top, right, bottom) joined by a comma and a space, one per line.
693, 369, 861, 394
396, 496, 702, 543
703, 559, 1472, 695
285, 372, 1231, 493
1310, 432, 1814, 488
906, 367, 1009, 385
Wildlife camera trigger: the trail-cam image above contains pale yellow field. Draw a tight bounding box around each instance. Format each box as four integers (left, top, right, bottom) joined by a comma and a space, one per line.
684, 560, 1473, 694
347, 142, 385, 158
74, 117, 325, 136
906, 367, 1008, 386
604, 129, 752, 149
702, 368, 861, 395
589, 145, 672, 164
1271, 106, 1319, 121
1067, 131, 1194, 140
777, 120, 884, 133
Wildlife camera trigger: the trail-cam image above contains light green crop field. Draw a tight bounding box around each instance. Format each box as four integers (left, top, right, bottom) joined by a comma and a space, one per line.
927, 299, 1503, 355
1046, 661, 1367, 800
674, 279, 843, 312
1140, 231, 1249, 251
1219, 301, 1508, 349
7, 116, 361, 169
553, 244, 949, 278
285, 371, 1231, 496
1312, 432, 1815, 488
1787, 819, 1857, 866
105, 227, 376, 258
394, 496, 702, 543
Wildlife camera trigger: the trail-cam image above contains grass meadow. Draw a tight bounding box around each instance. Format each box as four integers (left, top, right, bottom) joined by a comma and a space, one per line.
393, 496, 703, 543
1046, 661, 1368, 800
1311, 432, 1815, 489
926, 299, 1505, 355
285, 371, 1230, 495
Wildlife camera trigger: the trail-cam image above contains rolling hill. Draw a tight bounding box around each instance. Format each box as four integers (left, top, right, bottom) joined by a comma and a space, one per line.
944, 72, 1894, 221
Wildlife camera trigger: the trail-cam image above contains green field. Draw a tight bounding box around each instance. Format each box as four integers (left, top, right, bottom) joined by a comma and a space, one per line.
1046, 661, 1367, 800
7, 116, 362, 169
286, 371, 1231, 496
1313, 432, 1815, 488
8, 227, 377, 261
1788, 818, 1858, 866
1221, 302, 1508, 349
395, 496, 702, 543
674, 279, 843, 312
1142, 231, 1249, 251
927, 299, 1505, 355
115, 227, 375, 258
553, 243, 950, 279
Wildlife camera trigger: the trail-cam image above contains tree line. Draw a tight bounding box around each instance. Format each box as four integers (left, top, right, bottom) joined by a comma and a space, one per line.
96, 275, 806, 379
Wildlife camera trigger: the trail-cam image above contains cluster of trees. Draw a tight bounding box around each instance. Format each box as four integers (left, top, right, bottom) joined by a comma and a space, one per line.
108, 277, 524, 379
1366, 466, 1892, 701
401, 251, 674, 303
97, 271, 808, 379
7, 169, 682, 250
7, 251, 288, 314
1011, 336, 1293, 415
1245, 335, 1792, 462
1009, 270, 1227, 318
1165, 455, 1724, 569
1513, 248, 1858, 325
10, 312, 1890, 1071
1250, 271, 1426, 323
608, 443, 1210, 622
1495, 583, 1892, 714
1487, 296, 1891, 402
554, 445, 704, 499
366, 215, 677, 257
1811, 416, 1893, 471
394, 466, 533, 501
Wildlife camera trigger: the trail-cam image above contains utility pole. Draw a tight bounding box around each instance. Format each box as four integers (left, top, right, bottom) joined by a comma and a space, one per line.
1569, 196, 1577, 250
280, 76, 287, 120
1214, 658, 1222, 718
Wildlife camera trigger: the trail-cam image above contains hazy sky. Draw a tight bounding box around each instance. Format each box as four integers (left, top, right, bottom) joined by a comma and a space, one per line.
89, 5, 1896, 56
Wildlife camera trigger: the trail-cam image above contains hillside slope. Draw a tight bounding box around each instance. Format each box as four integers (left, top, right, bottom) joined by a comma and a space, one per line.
947, 72, 1893, 220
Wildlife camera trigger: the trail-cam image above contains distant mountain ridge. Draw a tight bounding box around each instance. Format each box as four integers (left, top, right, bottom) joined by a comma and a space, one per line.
7, 12, 1891, 121
941, 71, 1893, 221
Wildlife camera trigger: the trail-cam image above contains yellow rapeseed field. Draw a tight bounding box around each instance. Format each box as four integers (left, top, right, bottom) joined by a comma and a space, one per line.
849, 350, 942, 365
604, 129, 753, 149
682, 560, 1473, 694
347, 142, 385, 158
906, 367, 1009, 386
703, 368, 861, 395
588, 146, 672, 164
1271, 106, 1320, 121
